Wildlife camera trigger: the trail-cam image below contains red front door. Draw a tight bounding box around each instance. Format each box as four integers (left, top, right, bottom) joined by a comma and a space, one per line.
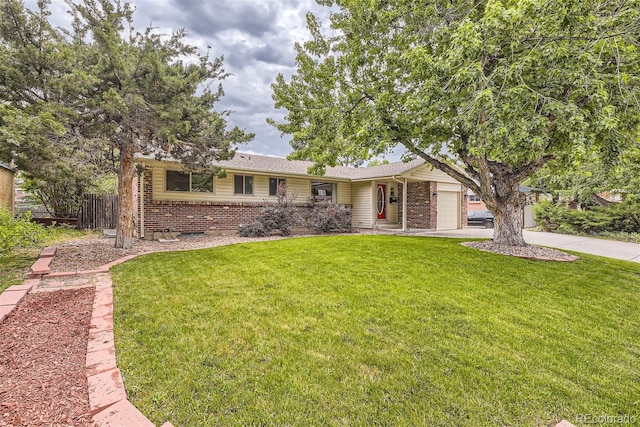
377, 184, 386, 219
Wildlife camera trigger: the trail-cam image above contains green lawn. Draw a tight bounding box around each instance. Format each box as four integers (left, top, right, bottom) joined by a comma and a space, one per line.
111, 235, 640, 426
0, 228, 97, 292
0, 248, 41, 291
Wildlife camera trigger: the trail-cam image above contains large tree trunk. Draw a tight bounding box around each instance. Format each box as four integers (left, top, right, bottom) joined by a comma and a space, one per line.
115, 144, 135, 249
492, 198, 526, 246
482, 174, 528, 246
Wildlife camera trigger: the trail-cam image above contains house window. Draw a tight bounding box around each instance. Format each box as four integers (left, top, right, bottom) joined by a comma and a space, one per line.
234, 174, 253, 195
469, 194, 482, 202
311, 182, 336, 203
269, 177, 286, 196
191, 173, 214, 192
166, 170, 214, 192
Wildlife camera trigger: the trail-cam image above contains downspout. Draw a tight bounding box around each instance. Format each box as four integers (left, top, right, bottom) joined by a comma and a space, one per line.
392, 176, 407, 232
139, 168, 145, 239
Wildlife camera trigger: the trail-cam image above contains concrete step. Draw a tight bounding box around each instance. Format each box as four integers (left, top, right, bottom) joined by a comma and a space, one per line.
374, 222, 402, 230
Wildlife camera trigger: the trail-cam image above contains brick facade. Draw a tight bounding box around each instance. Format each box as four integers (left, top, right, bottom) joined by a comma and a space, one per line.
138, 168, 465, 237
138, 169, 348, 238
461, 186, 469, 228
397, 181, 438, 229
397, 181, 467, 229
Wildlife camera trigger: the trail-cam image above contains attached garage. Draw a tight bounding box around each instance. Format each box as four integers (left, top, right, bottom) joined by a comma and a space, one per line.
436, 190, 460, 230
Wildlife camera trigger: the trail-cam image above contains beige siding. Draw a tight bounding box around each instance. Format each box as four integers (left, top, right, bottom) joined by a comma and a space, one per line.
385, 182, 399, 223
150, 165, 348, 204
407, 165, 461, 184
351, 181, 374, 228
337, 181, 351, 205
0, 168, 14, 212
284, 177, 312, 202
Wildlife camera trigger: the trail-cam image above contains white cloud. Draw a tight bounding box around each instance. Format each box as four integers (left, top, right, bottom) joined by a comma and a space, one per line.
24, 0, 340, 158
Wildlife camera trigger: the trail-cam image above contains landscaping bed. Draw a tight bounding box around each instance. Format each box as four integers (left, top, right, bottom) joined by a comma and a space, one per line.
0, 288, 94, 427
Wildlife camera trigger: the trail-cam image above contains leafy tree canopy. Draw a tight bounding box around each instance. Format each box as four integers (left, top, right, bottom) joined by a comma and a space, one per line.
529, 145, 640, 204
0, 0, 253, 248
270, 0, 640, 245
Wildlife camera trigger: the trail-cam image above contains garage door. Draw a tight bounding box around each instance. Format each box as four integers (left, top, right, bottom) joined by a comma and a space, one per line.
436, 191, 459, 230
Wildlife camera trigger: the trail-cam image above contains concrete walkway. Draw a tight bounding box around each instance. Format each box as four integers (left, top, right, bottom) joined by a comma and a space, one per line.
407, 228, 640, 263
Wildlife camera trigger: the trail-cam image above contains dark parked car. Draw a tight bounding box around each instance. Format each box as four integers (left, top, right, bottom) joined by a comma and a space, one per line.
467, 210, 494, 228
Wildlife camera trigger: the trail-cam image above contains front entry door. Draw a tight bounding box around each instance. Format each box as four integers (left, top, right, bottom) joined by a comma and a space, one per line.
377, 184, 386, 219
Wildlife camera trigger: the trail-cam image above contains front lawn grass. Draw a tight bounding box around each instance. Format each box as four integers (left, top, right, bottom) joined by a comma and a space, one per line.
0, 228, 98, 292
111, 235, 640, 426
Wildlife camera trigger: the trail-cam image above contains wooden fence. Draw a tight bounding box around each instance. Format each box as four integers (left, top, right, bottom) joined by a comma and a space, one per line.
80, 194, 118, 230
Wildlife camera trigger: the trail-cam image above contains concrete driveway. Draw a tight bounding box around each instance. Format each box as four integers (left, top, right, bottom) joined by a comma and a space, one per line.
409, 228, 640, 263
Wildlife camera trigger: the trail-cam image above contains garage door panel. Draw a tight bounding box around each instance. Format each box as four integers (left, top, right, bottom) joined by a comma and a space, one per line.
437, 191, 459, 230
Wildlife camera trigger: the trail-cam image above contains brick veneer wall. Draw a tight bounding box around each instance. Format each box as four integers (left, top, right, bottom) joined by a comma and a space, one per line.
398, 181, 467, 229
138, 169, 351, 237
428, 182, 438, 229
403, 181, 437, 229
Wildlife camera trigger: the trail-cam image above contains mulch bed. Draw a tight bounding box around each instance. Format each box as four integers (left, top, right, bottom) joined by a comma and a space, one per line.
462, 241, 579, 261
0, 288, 94, 427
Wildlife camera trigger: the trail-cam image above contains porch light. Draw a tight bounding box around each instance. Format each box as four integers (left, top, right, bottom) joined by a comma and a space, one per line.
389, 187, 398, 204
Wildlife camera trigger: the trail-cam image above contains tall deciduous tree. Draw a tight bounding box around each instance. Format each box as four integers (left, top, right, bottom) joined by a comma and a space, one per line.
270, 0, 640, 246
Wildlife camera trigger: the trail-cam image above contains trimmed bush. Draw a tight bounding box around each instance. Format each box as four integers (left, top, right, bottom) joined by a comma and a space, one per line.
238, 183, 299, 237
238, 221, 269, 237
307, 204, 352, 233
533, 200, 640, 235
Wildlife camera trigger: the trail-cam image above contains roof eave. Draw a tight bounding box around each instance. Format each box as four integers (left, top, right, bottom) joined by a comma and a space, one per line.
136, 158, 351, 181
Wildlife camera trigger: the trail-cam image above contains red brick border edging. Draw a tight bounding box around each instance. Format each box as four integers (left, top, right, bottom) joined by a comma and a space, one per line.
17, 248, 174, 426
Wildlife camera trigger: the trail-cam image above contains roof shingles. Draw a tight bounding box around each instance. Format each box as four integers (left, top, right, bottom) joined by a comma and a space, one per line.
139, 152, 426, 180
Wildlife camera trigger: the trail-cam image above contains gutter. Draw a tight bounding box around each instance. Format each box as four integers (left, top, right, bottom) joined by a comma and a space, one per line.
139, 169, 145, 239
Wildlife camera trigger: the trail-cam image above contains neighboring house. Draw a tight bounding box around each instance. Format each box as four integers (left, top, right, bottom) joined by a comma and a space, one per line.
466, 189, 487, 211
135, 153, 468, 239
466, 186, 545, 228
520, 185, 546, 228
0, 162, 15, 212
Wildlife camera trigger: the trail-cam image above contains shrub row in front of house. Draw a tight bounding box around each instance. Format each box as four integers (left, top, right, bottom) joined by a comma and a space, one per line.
238, 203, 352, 237
533, 200, 640, 237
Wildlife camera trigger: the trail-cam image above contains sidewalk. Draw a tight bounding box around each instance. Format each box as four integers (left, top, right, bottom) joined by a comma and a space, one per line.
409, 228, 640, 263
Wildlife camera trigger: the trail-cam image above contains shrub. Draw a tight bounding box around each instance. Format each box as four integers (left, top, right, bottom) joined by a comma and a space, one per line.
533, 199, 640, 236
238, 183, 299, 237
607, 201, 640, 233
533, 200, 564, 232
238, 221, 269, 237
307, 204, 352, 233
0, 208, 45, 253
